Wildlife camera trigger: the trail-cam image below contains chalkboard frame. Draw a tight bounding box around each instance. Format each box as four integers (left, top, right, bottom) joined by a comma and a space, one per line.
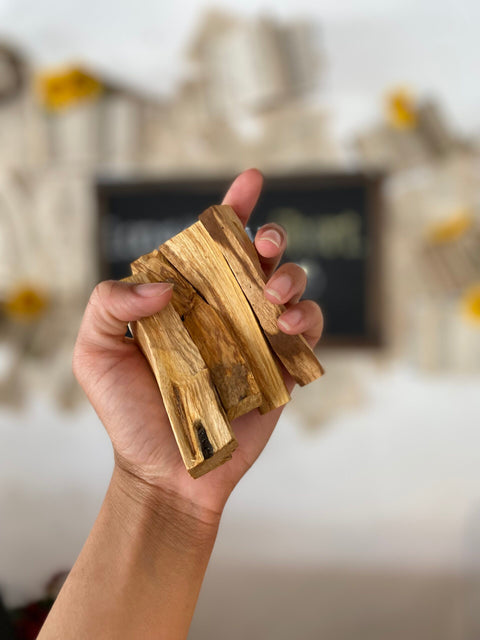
96, 171, 384, 348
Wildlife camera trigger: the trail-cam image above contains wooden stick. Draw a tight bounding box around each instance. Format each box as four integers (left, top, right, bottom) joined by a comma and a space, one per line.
160, 222, 291, 413
130, 250, 262, 420
199, 205, 324, 385
124, 271, 237, 478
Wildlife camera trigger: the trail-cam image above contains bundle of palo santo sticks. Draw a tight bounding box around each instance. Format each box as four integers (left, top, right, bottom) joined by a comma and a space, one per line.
126, 205, 324, 478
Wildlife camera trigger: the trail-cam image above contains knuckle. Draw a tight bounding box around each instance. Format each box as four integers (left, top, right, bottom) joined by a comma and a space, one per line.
90, 280, 117, 308
303, 298, 320, 312
279, 262, 307, 283
305, 300, 324, 326
293, 263, 308, 282
87, 280, 122, 326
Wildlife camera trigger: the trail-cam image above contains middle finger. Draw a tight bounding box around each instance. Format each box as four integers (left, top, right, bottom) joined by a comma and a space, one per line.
254, 223, 287, 278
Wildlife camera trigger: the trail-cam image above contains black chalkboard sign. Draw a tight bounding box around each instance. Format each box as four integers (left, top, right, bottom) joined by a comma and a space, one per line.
97, 172, 383, 346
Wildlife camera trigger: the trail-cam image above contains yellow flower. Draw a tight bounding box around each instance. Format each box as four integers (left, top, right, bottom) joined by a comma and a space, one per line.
386, 88, 417, 129
461, 284, 480, 326
36, 67, 103, 111
426, 210, 474, 245
4, 285, 48, 321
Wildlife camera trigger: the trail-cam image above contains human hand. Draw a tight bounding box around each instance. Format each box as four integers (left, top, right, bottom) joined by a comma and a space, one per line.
73, 169, 323, 524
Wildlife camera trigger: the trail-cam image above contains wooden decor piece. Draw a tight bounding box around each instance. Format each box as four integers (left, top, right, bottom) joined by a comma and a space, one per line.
131, 250, 262, 420
160, 222, 291, 414
127, 205, 324, 478
126, 270, 237, 479
199, 205, 325, 385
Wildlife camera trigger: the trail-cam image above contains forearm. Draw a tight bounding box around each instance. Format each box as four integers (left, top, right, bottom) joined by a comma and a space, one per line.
38, 466, 220, 640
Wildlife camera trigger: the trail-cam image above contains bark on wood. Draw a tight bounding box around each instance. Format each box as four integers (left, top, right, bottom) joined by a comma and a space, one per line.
130, 250, 262, 420
199, 205, 324, 385
124, 271, 237, 478
160, 222, 291, 413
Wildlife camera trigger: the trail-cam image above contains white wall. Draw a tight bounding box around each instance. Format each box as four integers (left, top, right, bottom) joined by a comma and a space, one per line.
1, 0, 480, 611
1, 355, 480, 607
1, 0, 479, 143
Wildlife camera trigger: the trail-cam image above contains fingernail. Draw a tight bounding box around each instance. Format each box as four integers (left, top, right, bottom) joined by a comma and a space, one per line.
265, 274, 292, 302
134, 282, 173, 297
259, 228, 282, 248
278, 308, 303, 331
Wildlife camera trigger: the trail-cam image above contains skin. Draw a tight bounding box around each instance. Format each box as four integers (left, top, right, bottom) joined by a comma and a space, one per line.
38, 169, 323, 640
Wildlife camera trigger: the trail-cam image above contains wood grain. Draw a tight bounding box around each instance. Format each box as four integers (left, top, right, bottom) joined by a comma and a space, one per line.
199, 205, 324, 385
124, 271, 237, 478
130, 250, 262, 420
160, 222, 291, 413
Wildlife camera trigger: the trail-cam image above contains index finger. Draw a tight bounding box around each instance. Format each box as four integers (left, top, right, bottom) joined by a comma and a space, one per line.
221, 168, 264, 227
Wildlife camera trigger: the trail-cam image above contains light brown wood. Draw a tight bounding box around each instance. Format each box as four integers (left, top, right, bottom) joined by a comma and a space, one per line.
124, 271, 237, 478
160, 222, 291, 414
199, 205, 324, 385
130, 250, 262, 420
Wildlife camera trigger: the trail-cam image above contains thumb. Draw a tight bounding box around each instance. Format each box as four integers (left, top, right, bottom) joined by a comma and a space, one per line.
76, 280, 173, 351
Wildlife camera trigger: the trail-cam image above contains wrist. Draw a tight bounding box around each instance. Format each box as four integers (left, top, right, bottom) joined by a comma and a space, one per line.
40, 461, 221, 640
110, 463, 221, 552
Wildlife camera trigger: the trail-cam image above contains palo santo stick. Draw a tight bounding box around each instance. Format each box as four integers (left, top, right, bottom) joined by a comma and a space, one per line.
124, 271, 237, 478
131, 250, 262, 420
160, 223, 291, 414
199, 205, 324, 385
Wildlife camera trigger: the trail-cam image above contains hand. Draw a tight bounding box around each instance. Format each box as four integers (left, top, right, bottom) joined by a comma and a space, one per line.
73, 169, 323, 523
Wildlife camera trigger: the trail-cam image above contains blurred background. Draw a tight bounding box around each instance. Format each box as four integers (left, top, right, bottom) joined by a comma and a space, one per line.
1, 0, 480, 638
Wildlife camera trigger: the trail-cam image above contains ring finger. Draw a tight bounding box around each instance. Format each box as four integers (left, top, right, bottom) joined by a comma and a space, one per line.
264, 263, 307, 306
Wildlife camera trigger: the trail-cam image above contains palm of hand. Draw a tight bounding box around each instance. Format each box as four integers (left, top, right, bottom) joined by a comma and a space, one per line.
78, 332, 282, 515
